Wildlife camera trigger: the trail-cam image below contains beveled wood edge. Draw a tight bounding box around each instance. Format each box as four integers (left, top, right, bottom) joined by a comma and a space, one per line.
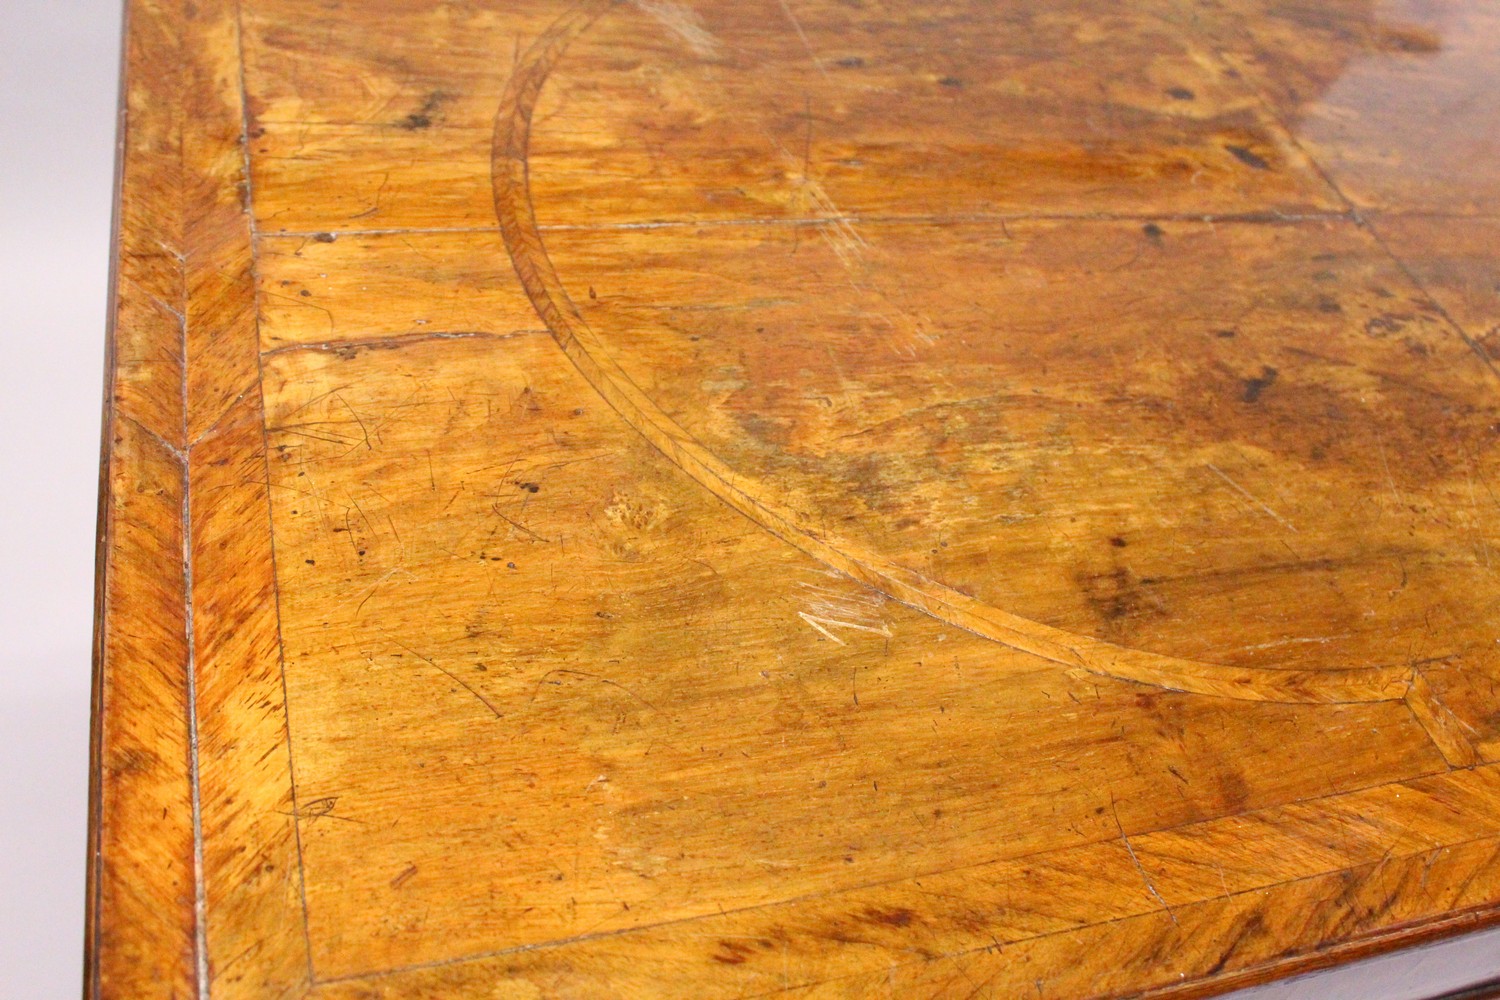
88, 1, 311, 998
1151, 904, 1500, 1000
84, 3, 139, 993
293, 764, 1500, 997
85, 0, 202, 992
305, 893, 1500, 1000
87, 0, 203, 994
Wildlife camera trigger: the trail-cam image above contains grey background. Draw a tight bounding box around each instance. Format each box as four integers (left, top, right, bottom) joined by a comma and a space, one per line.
0, 2, 1495, 998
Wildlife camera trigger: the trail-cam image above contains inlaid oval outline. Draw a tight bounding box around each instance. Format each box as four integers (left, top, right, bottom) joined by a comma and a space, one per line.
487, 0, 1476, 706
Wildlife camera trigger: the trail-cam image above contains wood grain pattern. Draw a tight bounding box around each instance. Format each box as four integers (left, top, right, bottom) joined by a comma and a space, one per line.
92, 1, 309, 997
93, 0, 1500, 996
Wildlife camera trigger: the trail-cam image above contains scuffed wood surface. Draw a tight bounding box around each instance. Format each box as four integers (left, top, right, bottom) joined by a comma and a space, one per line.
92, 0, 1500, 997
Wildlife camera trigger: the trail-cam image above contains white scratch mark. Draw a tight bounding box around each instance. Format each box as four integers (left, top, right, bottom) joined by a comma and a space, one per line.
1206, 463, 1298, 533
803, 180, 868, 268
1373, 431, 1407, 510
775, 0, 830, 78
1113, 797, 1178, 926
798, 612, 893, 644
631, 0, 721, 57
1237, 633, 1351, 652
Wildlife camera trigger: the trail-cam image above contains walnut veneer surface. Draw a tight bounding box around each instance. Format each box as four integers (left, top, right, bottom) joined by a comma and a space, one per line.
89, 0, 1500, 996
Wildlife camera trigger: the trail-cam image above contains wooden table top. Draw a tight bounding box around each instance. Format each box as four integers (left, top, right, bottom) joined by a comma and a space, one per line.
88, 0, 1500, 996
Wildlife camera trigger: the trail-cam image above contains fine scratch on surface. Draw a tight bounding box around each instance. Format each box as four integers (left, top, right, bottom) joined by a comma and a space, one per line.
767, 105, 867, 271
630, 0, 721, 57
777, 98, 930, 357
775, 0, 830, 79
531, 668, 658, 711
798, 578, 888, 650
1205, 463, 1298, 534
797, 612, 893, 645
491, 504, 552, 544
1113, 796, 1178, 927
388, 637, 506, 719
797, 578, 892, 643
807, 184, 869, 272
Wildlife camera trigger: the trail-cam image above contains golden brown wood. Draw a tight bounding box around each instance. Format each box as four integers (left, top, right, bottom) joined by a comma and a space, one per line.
92, 0, 1500, 996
